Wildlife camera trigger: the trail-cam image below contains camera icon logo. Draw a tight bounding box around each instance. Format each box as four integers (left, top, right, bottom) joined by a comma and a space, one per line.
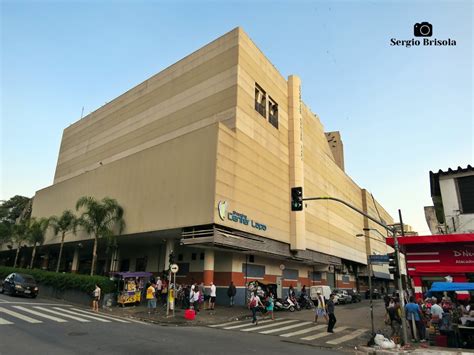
414, 22, 433, 37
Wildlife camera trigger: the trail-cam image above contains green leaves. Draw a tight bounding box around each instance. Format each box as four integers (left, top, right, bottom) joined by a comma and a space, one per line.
0, 266, 116, 294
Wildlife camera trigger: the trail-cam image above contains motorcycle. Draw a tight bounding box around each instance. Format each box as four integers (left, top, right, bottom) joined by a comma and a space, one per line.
274, 296, 300, 312
299, 294, 315, 309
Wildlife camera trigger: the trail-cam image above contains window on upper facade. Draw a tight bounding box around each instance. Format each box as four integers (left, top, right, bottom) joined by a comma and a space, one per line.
254, 84, 266, 118
457, 175, 474, 214
268, 97, 278, 129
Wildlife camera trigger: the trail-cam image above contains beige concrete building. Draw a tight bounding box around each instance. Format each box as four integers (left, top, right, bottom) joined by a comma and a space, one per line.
5, 27, 397, 303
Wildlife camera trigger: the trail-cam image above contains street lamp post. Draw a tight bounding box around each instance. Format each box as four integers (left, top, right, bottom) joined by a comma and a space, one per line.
303, 196, 409, 344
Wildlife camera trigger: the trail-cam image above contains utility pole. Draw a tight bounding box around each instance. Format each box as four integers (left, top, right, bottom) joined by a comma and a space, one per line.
299, 195, 409, 345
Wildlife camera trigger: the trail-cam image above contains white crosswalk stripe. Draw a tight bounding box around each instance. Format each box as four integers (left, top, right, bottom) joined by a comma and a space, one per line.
33, 306, 90, 322
70, 308, 130, 323
326, 328, 368, 344
301, 326, 348, 340
0, 306, 42, 324
260, 321, 312, 334
12, 306, 68, 323
209, 319, 248, 328
52, 307, 111, 322
223, 318, 281, 330
241, 319, 299, 332
280, 324, 326, 337
0, 317, 13, 325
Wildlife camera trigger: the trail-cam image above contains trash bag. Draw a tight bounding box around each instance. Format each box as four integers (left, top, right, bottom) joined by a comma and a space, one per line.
374, 334, 396, 349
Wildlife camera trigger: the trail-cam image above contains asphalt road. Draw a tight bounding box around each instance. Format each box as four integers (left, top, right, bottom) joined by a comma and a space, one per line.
0, 293, 344, 355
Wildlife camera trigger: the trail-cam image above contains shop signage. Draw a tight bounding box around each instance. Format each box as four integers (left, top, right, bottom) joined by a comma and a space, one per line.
369, 254, 390, 264
217, 201, 267, 231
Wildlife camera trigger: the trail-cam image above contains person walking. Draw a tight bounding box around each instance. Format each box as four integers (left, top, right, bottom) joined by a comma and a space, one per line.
92, 284, 101, 312
327, 294, 336, 333
248, 290, 264, 325
387, 298, 402, 338
146, 282, 156, 314
265, 293, 274, 320
227, 281, 237, 307
155, 277, 162, 304
209, 282, 217, 310
314, 290, 328, 323
405, 296, 426, 342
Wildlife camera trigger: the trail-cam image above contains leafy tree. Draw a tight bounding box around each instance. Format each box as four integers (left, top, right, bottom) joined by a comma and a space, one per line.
49, 210, 77, 273
11, 222, 28, 268
76, 197, 125, 276
27, 217, 50, 269
0, 195, 31, 223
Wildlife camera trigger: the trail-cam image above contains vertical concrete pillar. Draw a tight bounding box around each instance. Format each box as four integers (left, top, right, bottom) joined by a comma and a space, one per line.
110, 248, 120, 273
288, 75, 305, 250
71, 248, 80, 273
203, 249, 215, 286
164, 239, 174, 272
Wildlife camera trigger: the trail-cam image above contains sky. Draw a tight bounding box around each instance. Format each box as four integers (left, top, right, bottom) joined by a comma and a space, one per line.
1, 0, 472, 236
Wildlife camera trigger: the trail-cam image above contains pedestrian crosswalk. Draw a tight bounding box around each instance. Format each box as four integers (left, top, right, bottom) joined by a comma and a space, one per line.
208, 318, 369, 346
0, 305, 133, 326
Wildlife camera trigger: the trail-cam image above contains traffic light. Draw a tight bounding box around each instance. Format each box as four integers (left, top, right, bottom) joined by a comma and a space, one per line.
168, 251, 175, 266
291, 187, 303, 211
388, 252, 399, 277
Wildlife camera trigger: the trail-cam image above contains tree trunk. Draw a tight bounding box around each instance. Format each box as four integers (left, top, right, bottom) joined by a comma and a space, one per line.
30, 244, 37, 269
56, 232, 65, 273
13, 247, 20, 268
90, 234, 98, 276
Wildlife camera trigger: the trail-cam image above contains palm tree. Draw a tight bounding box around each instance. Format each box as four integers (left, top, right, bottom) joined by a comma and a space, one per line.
49, 210, 77, 272
76, 196, 125, 276
12, 222, 28, 268
27, 217, 50, 269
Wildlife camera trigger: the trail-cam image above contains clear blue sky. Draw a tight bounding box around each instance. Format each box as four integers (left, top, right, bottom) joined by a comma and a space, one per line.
1, 0, 472, 235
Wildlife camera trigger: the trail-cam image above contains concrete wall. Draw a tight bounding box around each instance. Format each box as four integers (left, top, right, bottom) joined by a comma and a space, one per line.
440, 175, 474, 233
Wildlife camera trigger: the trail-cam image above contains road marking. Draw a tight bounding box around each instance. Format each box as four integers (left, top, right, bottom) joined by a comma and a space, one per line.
260, 321, 312, 334
70, 308, 130, 323
280, 324, 326, 337
52, 307, 111, 322
0, 306, 42, 324
223, 319, 280, 330
301, 326, 348, 340
241, 319, 299, 332
0, 317, 13, 325
33, 307, 90, 322
12, 306, 68, 323
326, 328, 368, 344
209, 320, 248, 328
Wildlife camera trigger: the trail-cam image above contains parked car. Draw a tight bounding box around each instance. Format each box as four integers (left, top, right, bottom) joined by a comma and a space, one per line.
346, 289, 362, 303
0, 273, 39, 298
333, 289, 352, 304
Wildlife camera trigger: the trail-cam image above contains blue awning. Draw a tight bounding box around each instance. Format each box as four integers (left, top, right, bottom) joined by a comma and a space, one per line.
428, 282, 474, 292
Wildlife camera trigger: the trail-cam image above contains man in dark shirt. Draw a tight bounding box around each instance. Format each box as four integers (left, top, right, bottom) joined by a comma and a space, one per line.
327, 293, 336, 333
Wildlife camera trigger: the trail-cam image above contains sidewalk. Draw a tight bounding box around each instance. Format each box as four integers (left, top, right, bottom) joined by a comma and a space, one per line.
104, 302, 252, 326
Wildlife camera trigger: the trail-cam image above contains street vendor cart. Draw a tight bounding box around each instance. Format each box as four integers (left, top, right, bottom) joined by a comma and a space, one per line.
113, 271, 152, 307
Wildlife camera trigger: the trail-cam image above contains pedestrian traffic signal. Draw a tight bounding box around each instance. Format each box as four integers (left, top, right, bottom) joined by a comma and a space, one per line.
388, 252, 399, 277
169, 251, 175, 266
291, 187, 303, 211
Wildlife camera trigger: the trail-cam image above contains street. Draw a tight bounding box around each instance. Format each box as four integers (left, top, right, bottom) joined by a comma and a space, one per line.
0, 293, 347, 355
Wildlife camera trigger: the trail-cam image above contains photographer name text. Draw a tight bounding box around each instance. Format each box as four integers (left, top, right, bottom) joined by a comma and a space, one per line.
390, 38, 457, 48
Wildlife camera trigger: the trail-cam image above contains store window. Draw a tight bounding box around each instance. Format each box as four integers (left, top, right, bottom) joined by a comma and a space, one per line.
283, 268, 298, 280
310, 271, 322, 281
242, 264, 265, 278
342, 275, 350, 284
254, 84, 266, 118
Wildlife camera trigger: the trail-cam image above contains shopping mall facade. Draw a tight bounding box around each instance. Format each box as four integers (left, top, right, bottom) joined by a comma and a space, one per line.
5, 28, 397, 304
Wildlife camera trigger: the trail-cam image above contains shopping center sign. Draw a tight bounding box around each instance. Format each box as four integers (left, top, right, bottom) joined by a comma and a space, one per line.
217, 201, 267, 231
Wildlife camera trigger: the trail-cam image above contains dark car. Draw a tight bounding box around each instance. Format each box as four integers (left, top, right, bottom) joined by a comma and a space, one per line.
0, 273, 39, 298
346, 289, 362, 303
